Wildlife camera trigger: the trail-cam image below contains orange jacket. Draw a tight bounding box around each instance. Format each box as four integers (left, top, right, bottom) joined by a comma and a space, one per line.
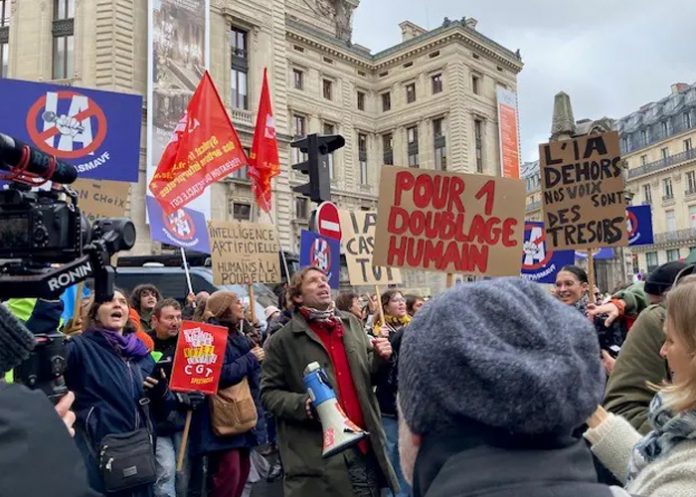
129, 307, 154, 352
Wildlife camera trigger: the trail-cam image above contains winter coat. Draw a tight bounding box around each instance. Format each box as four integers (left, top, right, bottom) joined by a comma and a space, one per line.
65, 330, 172, 497
261, 310, 398, 497
374, 324, 406, 417
188, 319, 266, 456
150, 334, 188, 436
585, 412, 696, 497
613, 282, 647, 316
413, 429, 622, 497
603, 305, 668, 434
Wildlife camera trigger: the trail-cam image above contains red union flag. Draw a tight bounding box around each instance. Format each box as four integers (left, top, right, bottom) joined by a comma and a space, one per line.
149, 71, 247, 215
248, 68, 280, 212
169, 321, 228, 394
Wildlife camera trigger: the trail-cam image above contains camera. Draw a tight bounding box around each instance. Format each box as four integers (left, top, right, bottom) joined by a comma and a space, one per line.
0, 132, 137, 400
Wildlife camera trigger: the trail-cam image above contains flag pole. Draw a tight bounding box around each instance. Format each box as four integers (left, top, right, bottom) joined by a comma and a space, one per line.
180, 247, 195, 298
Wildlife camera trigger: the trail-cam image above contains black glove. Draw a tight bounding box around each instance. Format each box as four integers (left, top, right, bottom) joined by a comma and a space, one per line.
176, 392, 206, 410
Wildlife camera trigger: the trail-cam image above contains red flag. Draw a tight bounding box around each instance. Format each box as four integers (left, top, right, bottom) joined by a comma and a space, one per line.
248, 68, 280, 212
149, 71, 247, 215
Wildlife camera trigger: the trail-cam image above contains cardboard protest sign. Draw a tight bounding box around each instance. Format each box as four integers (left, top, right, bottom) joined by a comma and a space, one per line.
299, 230, 341, 288
146, 196, 211, 254
540, 131, 628, 250
627, 205, 654, 246
72, 179, 130, 222
521, 222, 575, 284
373, 167, 526, 276
208, 220, 281, 285
338, 210, 402, 286
169, 321, 228, 394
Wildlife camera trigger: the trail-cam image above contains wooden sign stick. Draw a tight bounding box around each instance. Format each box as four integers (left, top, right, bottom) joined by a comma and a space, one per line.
375, 285, 385, 337
247, 279, 257, 323
177, 411, 193, 471
446, 273, 454, 288
587, 251, 596, 305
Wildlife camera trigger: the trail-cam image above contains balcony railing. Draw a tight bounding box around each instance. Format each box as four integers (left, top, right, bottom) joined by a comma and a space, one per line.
230, 108, 253, 126
628, 147, 696, 178
526, 200, 541, 212
654, 228, 696, 244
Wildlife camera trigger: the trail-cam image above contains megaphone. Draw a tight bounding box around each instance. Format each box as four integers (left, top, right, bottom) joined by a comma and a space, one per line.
303, 361, 368, 458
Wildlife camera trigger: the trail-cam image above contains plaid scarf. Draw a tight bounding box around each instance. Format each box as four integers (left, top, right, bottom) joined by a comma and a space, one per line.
299, 303, 339, 325
627, 392, 696, 482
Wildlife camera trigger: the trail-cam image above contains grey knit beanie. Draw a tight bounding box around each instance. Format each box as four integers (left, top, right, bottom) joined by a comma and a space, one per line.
398, 277, 604, 437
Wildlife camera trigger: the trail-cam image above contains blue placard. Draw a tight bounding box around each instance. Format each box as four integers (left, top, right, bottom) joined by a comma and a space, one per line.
0, 78, 142, 182
521, 222, 575, 284
575, 248, 615, 260
146, 196, 210, 254
299, 230, 340, 289
627, 205, 654, 246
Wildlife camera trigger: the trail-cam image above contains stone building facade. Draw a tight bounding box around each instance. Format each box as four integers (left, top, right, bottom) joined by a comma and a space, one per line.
1, 0, 522, 294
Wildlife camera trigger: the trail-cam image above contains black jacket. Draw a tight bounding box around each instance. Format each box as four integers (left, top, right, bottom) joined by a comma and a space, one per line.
150, 334, 188, 437
413, 427, 617, 497
374, 325, 405, 417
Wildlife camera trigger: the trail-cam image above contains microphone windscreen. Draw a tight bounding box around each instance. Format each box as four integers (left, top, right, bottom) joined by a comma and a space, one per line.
0, 304, 35, 375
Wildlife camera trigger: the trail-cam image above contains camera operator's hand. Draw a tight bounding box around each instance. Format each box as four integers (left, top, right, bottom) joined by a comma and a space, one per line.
54, 391, 76, 438
586, 302, 621, 327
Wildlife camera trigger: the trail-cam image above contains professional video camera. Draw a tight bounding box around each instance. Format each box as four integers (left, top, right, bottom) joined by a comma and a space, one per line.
0, 132, 136, 401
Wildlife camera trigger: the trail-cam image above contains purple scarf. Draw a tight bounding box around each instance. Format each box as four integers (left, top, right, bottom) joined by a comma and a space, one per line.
89, 328, 149, 359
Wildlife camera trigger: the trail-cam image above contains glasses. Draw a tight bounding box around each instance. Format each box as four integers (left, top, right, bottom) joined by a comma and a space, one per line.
390, 297, 406, 304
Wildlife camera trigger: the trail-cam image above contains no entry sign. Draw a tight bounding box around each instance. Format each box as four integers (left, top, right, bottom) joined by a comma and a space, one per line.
315, 201, 342, 240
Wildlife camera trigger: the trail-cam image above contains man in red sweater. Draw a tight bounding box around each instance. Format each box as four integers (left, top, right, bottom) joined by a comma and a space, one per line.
261, 267, 398, 497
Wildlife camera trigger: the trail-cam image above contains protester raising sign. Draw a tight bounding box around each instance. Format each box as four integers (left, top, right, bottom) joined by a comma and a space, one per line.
169, 321, 228, 394
373, 167, 526, 276
339, 210, 402, 286
540, 131, 628, 250
208, 220, 281, 285
72, 179, 130, 223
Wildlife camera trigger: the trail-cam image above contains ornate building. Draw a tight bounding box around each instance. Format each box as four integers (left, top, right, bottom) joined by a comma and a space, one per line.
1, 0, 523, 294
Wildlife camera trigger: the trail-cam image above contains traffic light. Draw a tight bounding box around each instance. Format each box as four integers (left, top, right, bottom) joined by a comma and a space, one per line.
291, 133, 345, 203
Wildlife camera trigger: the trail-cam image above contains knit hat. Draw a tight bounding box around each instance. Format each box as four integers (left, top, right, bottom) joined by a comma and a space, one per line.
644, 261, 686, 296
398, 277, 605, 437
203, 291, 239, 321
264, 305, 280, 320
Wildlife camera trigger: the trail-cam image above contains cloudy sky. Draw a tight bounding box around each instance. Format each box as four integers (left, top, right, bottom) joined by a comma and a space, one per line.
352, 0, 696, 162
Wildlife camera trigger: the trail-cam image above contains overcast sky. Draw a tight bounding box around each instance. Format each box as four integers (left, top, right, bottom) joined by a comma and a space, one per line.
352, 0, 696, 163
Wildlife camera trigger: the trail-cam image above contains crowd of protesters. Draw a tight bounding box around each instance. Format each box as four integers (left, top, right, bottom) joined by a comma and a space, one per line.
3, 259, 696, 497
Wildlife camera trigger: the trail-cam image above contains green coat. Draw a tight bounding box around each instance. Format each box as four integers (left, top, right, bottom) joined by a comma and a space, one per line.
603, 304, 668, 434
261, 311, 398, 497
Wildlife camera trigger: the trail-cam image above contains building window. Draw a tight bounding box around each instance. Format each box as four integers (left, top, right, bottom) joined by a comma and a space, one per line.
433, 118, 446, 170
662, 121, 671, 137
688, 172, 696, 194
382, 133, 393, 166
407, 126, 419, 168
0, 40, 6, 77
295, 197, 308, 219
381, 92, 391, 112
405, 83, 416, 104
640, 155, 647, 166
0, 0, 8, 77
232, 202, 251, 221
52, 0, 75, 80
323, 123, 336, 181
666, 209, 676, 232
689, 205, 696, 229
646, 252, 659, 273
474, 118, 484, 173
358, 133, 368, 185
322, 79, 333, 100
232, 150, 250, 180
293, 114, 307, 163
0, 0, 9, 27
357, 91, 365, 111
661, 147, 669, 160
643, 184, 652, 204
431, 74, 443, 94
685, 138, 693, 152
667, 248, 680, 262
292, 69, 303, 90
663, 178, 674, 199
230, 27, 248, 109
472, 74, 480, 95
641, 129, 648, 146
685, 112, 692, 129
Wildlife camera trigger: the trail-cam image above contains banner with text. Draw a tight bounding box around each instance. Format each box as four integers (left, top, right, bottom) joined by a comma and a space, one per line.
339, 210, 402, 286
146, 195, 211, 253
208, 220, 281, 285
521, 221, 575, 284
72, 179, 130, 223
373, 167, 526, 276
169, 320, 227, 394
0, 78, 142, 182
627, 205, 654, 246
496, 86, 521, 180
540, 131, 628, 250
299, 230, 341, 289
147, 0, 210, 216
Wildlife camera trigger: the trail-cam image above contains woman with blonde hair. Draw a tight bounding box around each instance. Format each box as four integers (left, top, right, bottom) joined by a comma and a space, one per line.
584, 275, 696, 496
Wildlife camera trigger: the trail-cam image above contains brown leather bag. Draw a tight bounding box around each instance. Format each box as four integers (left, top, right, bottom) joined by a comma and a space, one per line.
210, 377, 258, 437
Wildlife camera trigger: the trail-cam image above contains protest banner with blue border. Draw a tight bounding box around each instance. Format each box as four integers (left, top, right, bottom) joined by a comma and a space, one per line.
300, 230, 340, 289
147, 196, 211, 254
0, 78, 142, 182
627, 205, 654, 246
521, 222, 575, 284
575, 248, 615, 260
